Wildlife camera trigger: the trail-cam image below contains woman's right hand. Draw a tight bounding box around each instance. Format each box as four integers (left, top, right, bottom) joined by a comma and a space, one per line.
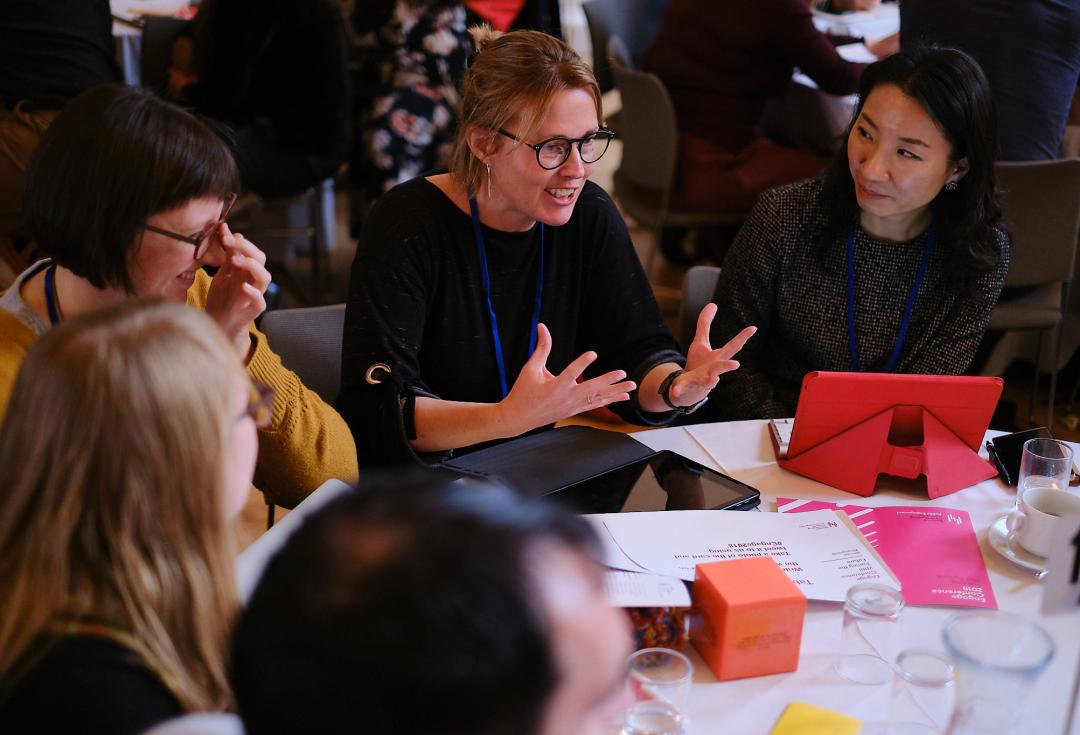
495, 324, 636, 437
204, 225, 272, 361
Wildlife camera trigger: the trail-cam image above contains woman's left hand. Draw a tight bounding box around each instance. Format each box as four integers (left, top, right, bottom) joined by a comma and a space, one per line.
670, 304, 756, 407
204, 224, 272, 361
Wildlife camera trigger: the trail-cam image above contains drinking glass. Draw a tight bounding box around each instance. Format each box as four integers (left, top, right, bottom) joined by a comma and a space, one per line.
942, 612, 1055, 734
623, 648, 692, 735
1016, 438, 1073, 510
835, 583, 905, 685
863, 649, 955, 735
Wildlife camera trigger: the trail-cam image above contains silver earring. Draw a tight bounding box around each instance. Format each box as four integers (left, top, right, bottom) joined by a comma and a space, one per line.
945, 181, 957, 191
485, 163, 492, 199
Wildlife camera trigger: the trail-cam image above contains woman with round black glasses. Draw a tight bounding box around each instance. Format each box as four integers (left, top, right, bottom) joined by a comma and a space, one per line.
340, 27, 755, 476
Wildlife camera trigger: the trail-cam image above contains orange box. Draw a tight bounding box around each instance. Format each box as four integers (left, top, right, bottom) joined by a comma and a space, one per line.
691, 556, 807, 681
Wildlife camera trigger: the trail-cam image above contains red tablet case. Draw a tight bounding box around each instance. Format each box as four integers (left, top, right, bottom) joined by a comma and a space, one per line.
774, 372, 1002, 498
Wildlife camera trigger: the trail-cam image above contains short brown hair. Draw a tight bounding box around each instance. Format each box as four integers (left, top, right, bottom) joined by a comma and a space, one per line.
24, 85, 238, 293
450, 27, 602, 196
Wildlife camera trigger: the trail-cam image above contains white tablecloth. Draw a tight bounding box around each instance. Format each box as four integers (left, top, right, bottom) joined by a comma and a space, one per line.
634, 420, 1080, 735
237, 420, 1080, 734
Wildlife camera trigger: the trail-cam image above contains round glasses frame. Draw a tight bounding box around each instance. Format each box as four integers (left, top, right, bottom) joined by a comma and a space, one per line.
497, 128, 615, 170
144, 192, 238, 260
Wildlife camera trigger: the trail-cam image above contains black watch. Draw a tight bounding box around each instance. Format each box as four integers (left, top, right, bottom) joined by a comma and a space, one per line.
658, 369, 707, 415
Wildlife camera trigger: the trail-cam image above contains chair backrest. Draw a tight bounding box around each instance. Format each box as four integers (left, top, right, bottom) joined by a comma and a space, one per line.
260, 304, 346, 403
996, 158, 1080, 288
677, 265, 722, 349
609, 46, 679, 196
581, 0, 664, 92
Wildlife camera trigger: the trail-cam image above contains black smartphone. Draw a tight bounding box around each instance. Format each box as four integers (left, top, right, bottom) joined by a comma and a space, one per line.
986, 427, 1054, 486
653, 452, 762, 511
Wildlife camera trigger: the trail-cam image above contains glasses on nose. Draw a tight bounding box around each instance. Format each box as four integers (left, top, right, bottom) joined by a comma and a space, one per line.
497, 128, 615, 170
144, 192, 238, 260
242, 380, 274, 429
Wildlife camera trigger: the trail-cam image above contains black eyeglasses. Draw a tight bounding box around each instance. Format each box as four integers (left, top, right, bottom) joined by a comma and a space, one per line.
497, 128, 615, 170
144, 193, 238, 259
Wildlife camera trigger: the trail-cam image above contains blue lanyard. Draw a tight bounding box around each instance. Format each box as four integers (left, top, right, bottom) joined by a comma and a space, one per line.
469, 198, 544, 398
43, 262, 62, 326
846, 225, 934, 373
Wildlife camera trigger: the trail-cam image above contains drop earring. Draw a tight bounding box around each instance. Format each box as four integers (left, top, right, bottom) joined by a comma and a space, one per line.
485, 162, 492, 199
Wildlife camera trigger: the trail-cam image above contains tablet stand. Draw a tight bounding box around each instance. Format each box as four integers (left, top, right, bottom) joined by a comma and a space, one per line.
778, 405, 998, 498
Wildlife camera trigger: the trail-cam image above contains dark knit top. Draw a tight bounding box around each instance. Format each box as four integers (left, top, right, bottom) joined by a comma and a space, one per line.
701, 178, 1010, 421
339, 176, 683, 457
0, 636, 181, 734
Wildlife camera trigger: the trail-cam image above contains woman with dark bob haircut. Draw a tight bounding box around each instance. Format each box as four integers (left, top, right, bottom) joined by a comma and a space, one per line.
698, 45, 1011, 421
0, 84, 357, 507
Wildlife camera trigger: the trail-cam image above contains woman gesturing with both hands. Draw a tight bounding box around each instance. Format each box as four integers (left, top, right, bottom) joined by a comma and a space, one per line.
339, 27, 753, 466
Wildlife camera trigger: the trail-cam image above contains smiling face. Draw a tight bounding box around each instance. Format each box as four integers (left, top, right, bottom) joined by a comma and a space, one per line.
129, 196, 230, 301
477, 88, 601, 232
848, 83, 969, 240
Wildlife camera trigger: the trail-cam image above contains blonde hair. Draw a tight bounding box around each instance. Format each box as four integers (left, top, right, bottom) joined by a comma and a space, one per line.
450, 26, 603, 196
0, 300, 244, 711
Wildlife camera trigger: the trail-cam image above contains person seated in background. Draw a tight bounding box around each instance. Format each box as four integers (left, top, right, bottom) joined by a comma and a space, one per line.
339, 28, 755, 476
0, 300, 257, 733
180, 0, 352, 199
901, 0, 1080, 163
0, 84, 357, 507
644, 0, 882, 265
0, 0, 121, 282
696, 46, 1010, 422
231, 472, 633, 735
350, 0, 472, 206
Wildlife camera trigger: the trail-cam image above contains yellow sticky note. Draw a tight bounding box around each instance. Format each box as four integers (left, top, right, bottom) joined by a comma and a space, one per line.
770, 702, 861, 735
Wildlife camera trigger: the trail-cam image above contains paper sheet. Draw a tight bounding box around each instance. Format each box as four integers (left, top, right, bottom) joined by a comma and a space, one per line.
603, 571, 691, 608
586, 509, 898, 602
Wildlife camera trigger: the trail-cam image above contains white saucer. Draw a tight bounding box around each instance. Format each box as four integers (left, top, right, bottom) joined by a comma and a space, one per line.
987, 515, 1047, 576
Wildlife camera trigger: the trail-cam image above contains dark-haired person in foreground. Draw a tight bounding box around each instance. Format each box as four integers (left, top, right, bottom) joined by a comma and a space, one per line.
0, 84, 357, 507
232, 473, 633, 735
698, 46, 1010, 421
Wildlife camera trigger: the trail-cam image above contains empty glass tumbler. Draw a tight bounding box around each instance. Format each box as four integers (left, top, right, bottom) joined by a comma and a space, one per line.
622, 648, 692, 735
835, 583, 905, 685
942, 611, 1055, 734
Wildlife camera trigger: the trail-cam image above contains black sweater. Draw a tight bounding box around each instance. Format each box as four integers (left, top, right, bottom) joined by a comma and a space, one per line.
339, 177, 683, 459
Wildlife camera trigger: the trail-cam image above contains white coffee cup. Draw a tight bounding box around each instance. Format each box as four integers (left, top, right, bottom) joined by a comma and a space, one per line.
1006, 486, 1080, 558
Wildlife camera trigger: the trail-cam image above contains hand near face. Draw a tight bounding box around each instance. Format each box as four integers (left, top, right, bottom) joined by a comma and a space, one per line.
204, 224, 272, 360
670, 304, 756, 407
496, 323, 637, 436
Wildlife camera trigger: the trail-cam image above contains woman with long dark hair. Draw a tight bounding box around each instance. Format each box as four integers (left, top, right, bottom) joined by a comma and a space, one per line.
700, 46, 1010, 420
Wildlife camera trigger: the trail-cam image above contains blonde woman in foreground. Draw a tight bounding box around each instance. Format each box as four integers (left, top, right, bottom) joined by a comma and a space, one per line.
0, 300, 262, 733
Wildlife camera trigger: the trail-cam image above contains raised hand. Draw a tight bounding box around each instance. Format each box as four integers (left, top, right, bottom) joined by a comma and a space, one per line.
669, 303, 756, 407
496, 323, 637, 436
204, 224, 272, 360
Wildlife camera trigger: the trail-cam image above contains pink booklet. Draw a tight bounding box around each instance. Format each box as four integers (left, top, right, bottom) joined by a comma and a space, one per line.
777, 498, 997, 609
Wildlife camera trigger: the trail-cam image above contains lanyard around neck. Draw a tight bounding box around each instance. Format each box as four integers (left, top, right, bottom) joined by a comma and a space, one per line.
469, 198, 544, 398
846, 225, 934, 373
44, 262, 62, 326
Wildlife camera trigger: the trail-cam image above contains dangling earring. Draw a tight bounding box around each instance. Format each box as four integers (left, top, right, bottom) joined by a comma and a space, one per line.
485, 162, 492, 199
945, 181, 958, 191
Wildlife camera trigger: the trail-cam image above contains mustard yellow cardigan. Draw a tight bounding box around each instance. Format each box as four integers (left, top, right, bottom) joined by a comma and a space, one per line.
0, 270, 358, 508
